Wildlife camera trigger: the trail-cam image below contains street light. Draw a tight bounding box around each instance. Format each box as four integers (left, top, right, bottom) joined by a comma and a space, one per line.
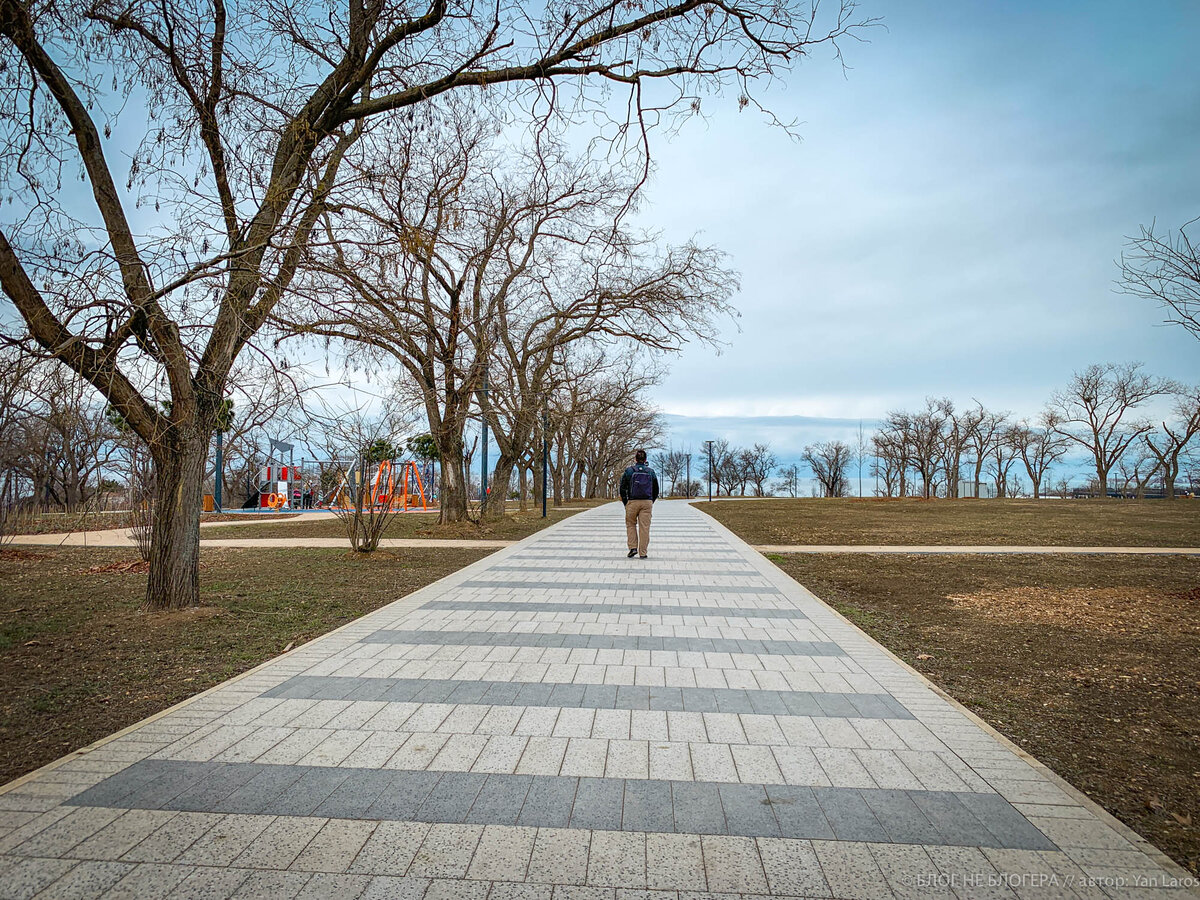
705, 440, 714, 502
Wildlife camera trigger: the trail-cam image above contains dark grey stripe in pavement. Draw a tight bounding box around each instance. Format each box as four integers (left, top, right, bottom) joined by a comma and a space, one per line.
421, 600, 807, 619
360, 629, 846, 657
66, 759, 1056, 851
258, 676, 911, 718
460, 580, 781, 595
491, 565, 760, 576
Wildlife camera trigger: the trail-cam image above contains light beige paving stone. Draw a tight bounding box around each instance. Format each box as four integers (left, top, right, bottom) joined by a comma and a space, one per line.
561, 739, 609, 778
104, 862, 195, 899
229, 869, 313, 899
293, 872, 372, 899
645, 833, 706, 891
698, 835, 768, 894
70, 810, 179, 861
290, 819, 378, 873
408, 824, 484, 879
119, 812, 223, 864
174, 815, 274, 867
528, 829, 590, 886
731, 744, 784, 784
168, 866, 252, 899
688, 744, 739, 783
516, 737, 569, 776
586, 830, 646, 889
429, 734, 489, 771
231, 815, 325, 870
648, 742, 693, 782
348, 822, 432, 877
869, 843, 956, 900
604, 741, 649, 780
35, 859, 135, 899
811, 840, 897, 900
1, 856, 80, 899
12, 807, 124, 859
465, 825, 536, 882
489, 883, 553, 900
551, 887, 614, 900
756, 837, 831, 897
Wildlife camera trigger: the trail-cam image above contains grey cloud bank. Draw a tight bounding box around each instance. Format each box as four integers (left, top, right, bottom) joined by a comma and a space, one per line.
637, 0, 1199, 426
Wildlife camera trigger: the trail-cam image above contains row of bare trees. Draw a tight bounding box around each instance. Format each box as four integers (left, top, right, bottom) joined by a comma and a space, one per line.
869, 363, 1199, 500
2, 0, 872, 607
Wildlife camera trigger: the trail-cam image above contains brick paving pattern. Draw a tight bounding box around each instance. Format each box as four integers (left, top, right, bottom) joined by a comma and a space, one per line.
0, 501, 1194, 898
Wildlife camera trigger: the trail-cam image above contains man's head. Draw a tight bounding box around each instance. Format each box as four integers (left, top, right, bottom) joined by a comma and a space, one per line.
635, 449, 647, 464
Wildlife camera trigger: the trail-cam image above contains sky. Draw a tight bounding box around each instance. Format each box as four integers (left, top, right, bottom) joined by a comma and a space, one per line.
639, 0, 1200, 456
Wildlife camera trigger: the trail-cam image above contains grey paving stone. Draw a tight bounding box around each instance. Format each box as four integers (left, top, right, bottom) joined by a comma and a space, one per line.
216, 765, 307, 814
860, 788, 944, 845
717, 784, 781, 838
812, 787, 890, 843
621, 780, 675, 834
364, 771, 442, 821
414, 772, 487, 824
261, 767, 351, 817
762, 785, 835, 840
466, 775, 532, 826
569, 778, 625, 832
907, 790, 1005, 848
957, 792, 1058, 851
517, 776, 579, 828
419, 601, 807, 620
460, 580, 782, 595
670, 783, 726, 835
312, 770, 397, 819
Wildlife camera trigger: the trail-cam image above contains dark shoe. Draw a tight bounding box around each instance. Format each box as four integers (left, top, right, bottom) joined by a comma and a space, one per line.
627, 548, 637, 558
639, 554, 648, 559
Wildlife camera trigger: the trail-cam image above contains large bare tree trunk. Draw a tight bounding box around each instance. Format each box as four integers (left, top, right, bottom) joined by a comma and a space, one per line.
438, 444, 470, 523
484, 456, 516, 521
145, 436, 206, 610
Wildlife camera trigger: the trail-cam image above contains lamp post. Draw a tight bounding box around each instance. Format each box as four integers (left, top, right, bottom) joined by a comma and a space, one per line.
541, 409, 549, 518
705, 440, 714, 502
479, 367, 489, 510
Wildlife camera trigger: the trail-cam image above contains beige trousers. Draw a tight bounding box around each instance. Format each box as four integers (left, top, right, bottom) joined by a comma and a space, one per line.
625, 499, 653, 556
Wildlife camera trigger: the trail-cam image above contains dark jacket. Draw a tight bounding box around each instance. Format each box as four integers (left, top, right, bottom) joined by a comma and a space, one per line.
619, 463, 660, 504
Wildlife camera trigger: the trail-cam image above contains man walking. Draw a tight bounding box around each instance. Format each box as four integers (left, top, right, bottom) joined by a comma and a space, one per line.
619, 449, 659, 559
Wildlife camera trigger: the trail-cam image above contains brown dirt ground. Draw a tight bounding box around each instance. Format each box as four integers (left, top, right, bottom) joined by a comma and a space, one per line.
701, 497, 1200, 547
0, 545, 490, 785
201, 503, 595, 541
765, 552, 1200, 876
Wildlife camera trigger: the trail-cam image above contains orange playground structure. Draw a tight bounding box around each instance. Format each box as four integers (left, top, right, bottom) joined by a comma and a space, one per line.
329, 459, 430, 512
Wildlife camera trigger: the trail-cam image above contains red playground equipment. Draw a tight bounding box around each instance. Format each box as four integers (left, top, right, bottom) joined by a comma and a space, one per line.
329, 459, 429, 512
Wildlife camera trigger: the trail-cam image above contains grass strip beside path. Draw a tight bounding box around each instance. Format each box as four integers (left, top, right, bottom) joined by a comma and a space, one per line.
701, 498, 1200, 547
0, 545, 491, 785
767, 552, 1200, 877
201, 504, 595, 541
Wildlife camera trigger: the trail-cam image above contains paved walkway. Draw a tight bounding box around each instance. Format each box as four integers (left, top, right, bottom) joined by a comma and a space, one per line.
1, 502, 1195, 899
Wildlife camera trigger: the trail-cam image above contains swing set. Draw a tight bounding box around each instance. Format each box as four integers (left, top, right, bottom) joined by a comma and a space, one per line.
327, 459, 430, 512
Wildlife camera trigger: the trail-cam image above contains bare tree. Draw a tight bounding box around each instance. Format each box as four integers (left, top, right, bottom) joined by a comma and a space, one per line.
803, 441, 852, 497
1047, 362, 1176, 498
1143, 386, 1200, 500
744, 443, 777, 496
1119, 217, 1200, 340
964, 402, 1009, 497
1006, 418, 1069, 500
775, 463, 802, 498
1, 0, 871, 608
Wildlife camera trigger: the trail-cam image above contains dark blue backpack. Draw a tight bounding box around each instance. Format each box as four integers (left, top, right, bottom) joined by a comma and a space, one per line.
630, 465, 653, 500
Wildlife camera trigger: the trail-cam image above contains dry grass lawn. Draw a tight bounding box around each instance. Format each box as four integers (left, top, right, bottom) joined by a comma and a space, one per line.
765, 552, 1200, 876
702, 497, 1200, 546
0, 545, 490, 785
